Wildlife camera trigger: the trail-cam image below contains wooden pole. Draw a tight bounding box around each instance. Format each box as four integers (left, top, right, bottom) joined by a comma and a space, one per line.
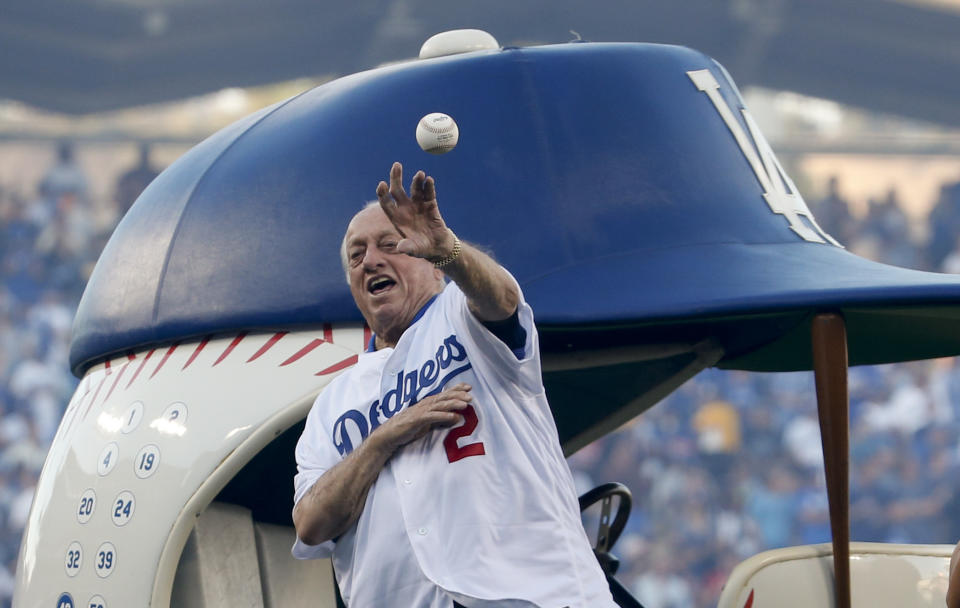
811, 312, 851, 608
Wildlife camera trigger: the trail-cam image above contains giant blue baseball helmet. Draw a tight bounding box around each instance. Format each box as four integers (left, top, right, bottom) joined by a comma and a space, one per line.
71, 37, 960, 448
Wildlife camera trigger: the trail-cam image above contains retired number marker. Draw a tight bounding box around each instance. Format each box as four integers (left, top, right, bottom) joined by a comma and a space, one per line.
87, 595, 107, 608
77, 489, 96, 524
64, 541, 82, 577
161, 402, 187, 424
111, 491, 135, 526
134, 444, 160, 479
120, 401, 144, 434
97, 443, 119, 477
95, 542, 116, 578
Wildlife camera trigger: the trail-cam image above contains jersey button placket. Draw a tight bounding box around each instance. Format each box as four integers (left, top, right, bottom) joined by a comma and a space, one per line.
417, 527, 428, 536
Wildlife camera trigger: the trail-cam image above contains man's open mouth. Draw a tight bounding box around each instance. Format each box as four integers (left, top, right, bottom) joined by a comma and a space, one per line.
368, 276, 396, 295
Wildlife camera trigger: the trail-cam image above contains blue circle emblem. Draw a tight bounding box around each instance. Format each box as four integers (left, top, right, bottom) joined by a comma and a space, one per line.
57, 593, 74, 608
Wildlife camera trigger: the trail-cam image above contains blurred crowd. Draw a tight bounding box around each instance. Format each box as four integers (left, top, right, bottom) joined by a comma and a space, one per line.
568, 174, 960, 607
0, 141, 158, 605
0, 140, 960, 608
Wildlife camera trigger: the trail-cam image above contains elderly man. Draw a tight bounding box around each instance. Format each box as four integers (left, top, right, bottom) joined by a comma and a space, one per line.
292, 163, 615, 607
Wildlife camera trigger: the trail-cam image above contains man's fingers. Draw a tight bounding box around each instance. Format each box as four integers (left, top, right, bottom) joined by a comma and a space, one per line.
395, 239, 419, 257
430, 411, 464, 428
420, 394, 471, 410
422, 176, 436, 202
429, 383, 473, 403
422, 414, 462, 433
408, 405, 464, 430
388, 162, 407, 202
442, 389, 473, 402
414, 387, 472, 412
416, 383, 471, 399
438, 399, 470, 411
435, 396, 472, 413
377, 181, 397, 212
410, 171, 425, 200
440, 384, 472, 403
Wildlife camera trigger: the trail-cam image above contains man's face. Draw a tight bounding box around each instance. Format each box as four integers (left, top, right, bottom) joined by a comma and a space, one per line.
343, 206, 444, 340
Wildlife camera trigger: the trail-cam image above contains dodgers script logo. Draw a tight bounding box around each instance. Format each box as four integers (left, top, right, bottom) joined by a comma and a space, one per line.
332, 334, 472, 455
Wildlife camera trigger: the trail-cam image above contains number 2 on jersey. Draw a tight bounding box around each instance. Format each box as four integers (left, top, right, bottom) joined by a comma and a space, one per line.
443, 404, 485, 463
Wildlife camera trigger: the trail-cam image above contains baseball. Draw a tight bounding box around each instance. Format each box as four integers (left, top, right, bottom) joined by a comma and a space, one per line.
416, 112, 459, 154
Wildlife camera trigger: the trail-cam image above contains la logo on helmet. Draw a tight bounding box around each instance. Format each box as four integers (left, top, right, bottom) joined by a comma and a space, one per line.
689, 68, 841, 247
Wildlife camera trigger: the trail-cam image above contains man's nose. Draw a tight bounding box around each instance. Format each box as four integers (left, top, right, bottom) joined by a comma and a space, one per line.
362, 246, 386, 269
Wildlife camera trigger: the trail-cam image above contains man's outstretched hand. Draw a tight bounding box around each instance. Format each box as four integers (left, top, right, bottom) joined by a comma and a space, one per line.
376, 162, 457, 263
376, 161, 520, 322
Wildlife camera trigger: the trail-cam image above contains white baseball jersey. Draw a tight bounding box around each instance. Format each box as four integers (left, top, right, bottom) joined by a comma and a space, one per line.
293, 278, 616, 608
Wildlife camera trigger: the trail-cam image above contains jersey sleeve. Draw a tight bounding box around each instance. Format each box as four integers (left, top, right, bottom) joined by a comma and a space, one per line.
446, 272, 543, 396
291, 390, 341, 559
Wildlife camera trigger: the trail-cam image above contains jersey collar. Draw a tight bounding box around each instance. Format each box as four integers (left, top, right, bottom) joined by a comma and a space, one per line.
365, 293, 439, 352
